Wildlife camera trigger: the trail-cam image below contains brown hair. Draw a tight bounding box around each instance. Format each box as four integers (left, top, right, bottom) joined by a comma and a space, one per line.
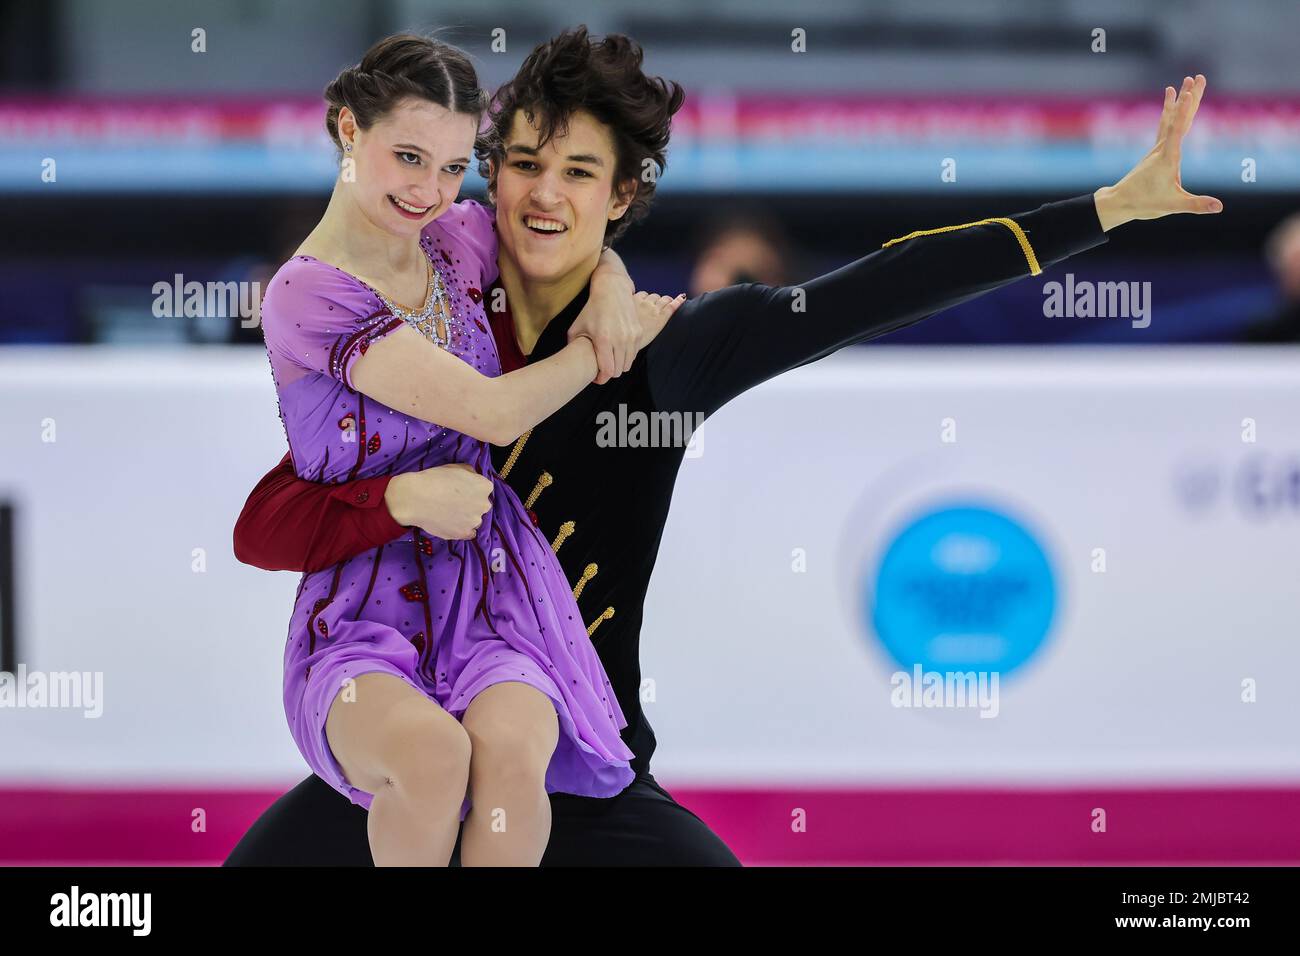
324, 33, 488, 156
476, 27, 685, 246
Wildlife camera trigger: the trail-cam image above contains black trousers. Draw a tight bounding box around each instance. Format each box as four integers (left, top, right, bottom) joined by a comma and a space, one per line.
223, 771, 741, 867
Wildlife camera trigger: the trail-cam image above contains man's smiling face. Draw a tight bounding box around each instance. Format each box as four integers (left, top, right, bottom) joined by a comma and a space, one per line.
491, 108, 635, 285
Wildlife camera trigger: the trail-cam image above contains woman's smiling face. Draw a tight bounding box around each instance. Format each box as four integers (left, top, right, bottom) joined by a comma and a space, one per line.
339, 97, 479, 238
491, 108, 635, 284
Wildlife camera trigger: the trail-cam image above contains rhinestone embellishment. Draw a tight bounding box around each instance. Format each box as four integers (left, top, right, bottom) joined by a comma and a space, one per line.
376, 254, 455, 348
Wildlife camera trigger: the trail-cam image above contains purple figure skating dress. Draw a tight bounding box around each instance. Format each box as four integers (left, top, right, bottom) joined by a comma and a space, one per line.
259, 199, 635, 819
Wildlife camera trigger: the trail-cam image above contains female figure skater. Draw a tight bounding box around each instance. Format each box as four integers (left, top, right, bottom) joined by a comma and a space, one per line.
259, 34, 679, 866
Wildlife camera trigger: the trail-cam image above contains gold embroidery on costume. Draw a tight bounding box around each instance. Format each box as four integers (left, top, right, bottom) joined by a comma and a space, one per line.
551, 520, 575, 552
882, 217, 1042, 275
586, 606, 615, 637
499, 427, 532, 480
573, 562, 597, 599
524, 471, 552, 509
499, 432, 617, 641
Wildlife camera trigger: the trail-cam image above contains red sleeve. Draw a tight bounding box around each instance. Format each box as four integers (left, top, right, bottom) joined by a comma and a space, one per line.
232, 452, 406, 573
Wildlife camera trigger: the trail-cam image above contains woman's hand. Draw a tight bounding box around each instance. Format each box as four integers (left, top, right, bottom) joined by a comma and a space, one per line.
633, 291, 687, 350
384, 463, 493, 540
569, 248, 638, 384
1094, 74, 1223, 232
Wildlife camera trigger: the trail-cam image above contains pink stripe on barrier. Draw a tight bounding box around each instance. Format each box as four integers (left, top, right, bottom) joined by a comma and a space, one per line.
676, 785, 1300, 865
2, 784, 1298, 865
0, 788, 280, 865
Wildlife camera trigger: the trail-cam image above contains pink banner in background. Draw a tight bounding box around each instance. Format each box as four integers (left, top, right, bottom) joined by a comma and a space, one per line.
3, 96, 1299, 147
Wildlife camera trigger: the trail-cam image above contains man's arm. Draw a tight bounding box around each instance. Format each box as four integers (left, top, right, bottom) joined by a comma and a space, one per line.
232, 452, 405, 573
647, 75, 1219, 418
645, 193, 1108, 418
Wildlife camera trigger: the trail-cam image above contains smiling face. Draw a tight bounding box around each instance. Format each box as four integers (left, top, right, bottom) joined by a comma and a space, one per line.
491, 108, 636, 285
337, 96, 478, 238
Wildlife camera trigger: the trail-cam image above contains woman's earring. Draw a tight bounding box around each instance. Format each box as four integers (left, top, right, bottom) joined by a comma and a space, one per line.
344, 143, 353, 153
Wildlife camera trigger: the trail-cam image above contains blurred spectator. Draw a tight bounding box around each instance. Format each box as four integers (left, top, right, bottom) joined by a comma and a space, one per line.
1241, 212, 1300, 342
687, 208, 793, 296
231, 199, 326, 345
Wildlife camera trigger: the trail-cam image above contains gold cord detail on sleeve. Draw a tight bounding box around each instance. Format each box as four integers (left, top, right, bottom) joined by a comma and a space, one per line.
882, 217, 1042, 275
586, 606, 615, 637
551, 521, 576, 553
499, 427, 532, 480
524, 471, 552, 509
573, 562, 598, 599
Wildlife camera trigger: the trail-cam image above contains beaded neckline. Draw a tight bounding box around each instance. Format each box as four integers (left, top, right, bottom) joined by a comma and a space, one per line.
371, 253, 451, 348
296, 242, 456, 348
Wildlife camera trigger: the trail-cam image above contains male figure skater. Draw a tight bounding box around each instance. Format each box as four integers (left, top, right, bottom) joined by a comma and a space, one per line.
225, 31, 1217, 865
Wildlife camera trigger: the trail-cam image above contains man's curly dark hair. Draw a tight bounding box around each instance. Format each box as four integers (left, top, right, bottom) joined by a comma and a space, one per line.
476, 26, 686, 246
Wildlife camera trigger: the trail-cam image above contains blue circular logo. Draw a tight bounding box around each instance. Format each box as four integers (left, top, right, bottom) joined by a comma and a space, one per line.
868, 503, 1057, 676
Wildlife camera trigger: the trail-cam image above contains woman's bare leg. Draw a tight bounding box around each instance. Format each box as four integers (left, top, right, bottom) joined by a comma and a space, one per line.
458, 681, 559, 866
324, 672, 471, 866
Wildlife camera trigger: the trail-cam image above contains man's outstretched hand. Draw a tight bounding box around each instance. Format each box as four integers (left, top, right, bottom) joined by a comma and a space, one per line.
1094, 74, 1223, 232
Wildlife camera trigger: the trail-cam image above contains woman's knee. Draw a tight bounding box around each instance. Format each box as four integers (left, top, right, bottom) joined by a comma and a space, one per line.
462, 682, 558, 779
325, 673, 471, 796
373, 702, 473, 793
